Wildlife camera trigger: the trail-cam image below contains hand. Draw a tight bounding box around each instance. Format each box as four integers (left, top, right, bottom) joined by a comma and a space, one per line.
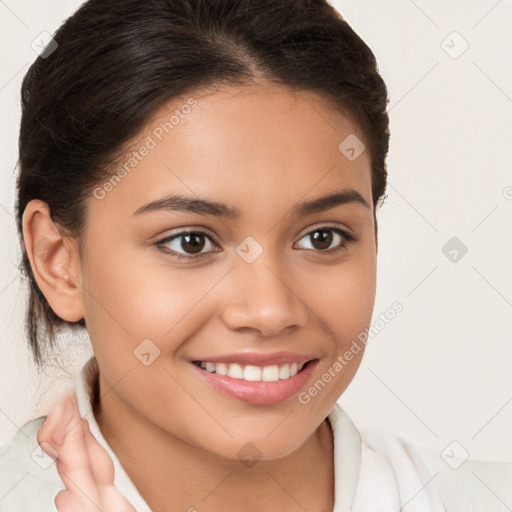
37, 390, 137, 512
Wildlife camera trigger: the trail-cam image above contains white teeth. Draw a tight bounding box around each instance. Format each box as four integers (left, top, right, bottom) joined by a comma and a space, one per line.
227, 363, 244, 379
215, 362, 228, 375
261, 365, 280, 382
244, 365, 262, 381
197, 360, 308, 382
279, 364, 290, 379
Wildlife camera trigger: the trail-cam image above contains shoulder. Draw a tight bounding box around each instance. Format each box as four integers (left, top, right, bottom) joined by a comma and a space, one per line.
0, 416, 63, 512
357, 428, 512, 512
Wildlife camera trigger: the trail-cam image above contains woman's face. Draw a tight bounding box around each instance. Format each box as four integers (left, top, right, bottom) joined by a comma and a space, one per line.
78, 80, 377, 460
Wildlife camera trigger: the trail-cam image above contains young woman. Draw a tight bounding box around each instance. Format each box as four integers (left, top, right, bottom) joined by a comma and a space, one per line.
0, 0, 510, 511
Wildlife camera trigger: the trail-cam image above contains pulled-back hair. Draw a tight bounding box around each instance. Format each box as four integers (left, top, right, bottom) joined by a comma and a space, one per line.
15, 0, 390, 367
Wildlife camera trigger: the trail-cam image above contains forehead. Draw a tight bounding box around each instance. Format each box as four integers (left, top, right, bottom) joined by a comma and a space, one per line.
86, 81, 372, 224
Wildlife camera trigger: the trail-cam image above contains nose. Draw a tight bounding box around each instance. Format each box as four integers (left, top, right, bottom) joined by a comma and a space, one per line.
220, 253, 309, 337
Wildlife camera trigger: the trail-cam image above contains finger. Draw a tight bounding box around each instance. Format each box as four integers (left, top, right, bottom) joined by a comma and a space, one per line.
39, 393, 136, 512
54, 414, 101, 507
82, 420, 138, 512
38, 392, 97, 508
37, 390, 76, 453
54, 488, 93, 512
101, 486, 139, 512
81, 417, 116, 486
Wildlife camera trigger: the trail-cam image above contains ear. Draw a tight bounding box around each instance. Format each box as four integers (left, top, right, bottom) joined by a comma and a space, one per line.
22, 199, 84, 322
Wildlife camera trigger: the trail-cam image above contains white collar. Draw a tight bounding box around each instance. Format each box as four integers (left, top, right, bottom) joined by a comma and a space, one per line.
75, 356, 362, 512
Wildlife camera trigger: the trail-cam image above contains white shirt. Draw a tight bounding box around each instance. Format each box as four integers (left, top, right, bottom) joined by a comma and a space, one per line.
1, 356, 511, 511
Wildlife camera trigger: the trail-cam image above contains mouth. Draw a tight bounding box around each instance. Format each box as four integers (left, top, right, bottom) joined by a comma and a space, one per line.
192, 359, 315, 381
190, 358, 319, 405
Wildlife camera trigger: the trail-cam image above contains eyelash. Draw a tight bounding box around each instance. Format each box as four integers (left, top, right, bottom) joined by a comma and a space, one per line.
155, 225, 358, 261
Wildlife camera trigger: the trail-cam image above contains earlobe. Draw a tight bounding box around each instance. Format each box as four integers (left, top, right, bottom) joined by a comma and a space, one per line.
22, 199, 84, 322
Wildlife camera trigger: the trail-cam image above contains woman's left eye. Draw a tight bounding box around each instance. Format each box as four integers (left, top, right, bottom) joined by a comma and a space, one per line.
295, 227, 356, 253
156, 226, 356, 260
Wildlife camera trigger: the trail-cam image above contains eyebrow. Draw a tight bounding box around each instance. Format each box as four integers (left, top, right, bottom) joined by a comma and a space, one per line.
131, 188, 370, 219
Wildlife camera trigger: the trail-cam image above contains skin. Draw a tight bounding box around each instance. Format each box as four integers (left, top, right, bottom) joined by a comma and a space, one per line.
38, 392, 135, 511
27, 78, 378, 511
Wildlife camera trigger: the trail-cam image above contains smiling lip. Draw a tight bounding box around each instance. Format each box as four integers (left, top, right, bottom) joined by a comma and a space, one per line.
190, 356, 319, 405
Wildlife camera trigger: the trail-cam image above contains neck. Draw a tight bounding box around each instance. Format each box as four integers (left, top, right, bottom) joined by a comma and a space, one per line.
94, 371, 335, 512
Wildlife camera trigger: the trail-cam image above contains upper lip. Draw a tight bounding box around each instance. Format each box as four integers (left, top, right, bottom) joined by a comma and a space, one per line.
192, 351, 317, 366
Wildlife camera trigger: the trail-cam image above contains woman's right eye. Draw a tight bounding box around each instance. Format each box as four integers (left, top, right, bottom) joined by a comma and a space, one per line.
156, 230, 220, 260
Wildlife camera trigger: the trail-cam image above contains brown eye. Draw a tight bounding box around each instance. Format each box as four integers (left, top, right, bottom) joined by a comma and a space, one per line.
296, 227, 356, 253
179, 232, 206, 254
157, 230, 219, 259
309, 229, 333, 250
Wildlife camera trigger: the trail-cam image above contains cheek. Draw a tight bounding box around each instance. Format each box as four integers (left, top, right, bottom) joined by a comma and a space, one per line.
303, 250, 377, 339
298, 251, 376, 398
80, 244, 226, 358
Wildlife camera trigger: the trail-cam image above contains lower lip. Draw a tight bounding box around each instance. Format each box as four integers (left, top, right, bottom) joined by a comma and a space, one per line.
190, 360, 319, 405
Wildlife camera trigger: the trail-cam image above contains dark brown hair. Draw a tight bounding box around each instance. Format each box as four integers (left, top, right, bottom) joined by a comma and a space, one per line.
15, 0, 390, 367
